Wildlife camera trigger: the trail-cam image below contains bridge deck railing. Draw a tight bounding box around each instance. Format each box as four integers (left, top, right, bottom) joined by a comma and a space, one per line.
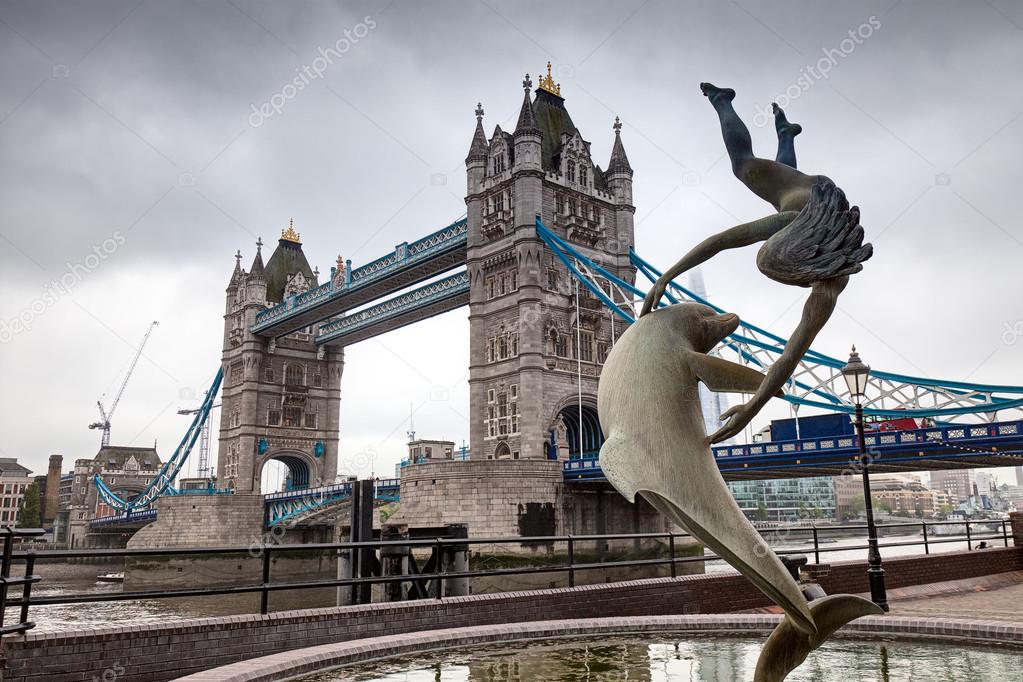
565, 419, 1023, 479
3, 519, 1013, 630
253, 218, 468, 330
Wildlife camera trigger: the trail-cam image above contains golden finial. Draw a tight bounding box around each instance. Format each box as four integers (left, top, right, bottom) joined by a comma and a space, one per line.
538, 61, 561, 97
281, 218, 301, 243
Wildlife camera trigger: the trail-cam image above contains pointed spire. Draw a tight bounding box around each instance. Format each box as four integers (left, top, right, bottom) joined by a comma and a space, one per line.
466, 102, 488, 163
249, 237, 265, 278
608, 116, 632, 174
228, 249, 243, 287
514, 74, 539, 136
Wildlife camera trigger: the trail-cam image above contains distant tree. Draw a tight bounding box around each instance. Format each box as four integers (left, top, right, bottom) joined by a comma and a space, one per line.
845, 493, 891, 519
755, 502, 769, 522
18, 483, 41, 528
846, 494, 866, 520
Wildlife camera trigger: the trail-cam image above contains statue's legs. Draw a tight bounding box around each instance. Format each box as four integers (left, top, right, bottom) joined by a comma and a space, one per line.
772, 103, 801, 169
700, 83, 817, 213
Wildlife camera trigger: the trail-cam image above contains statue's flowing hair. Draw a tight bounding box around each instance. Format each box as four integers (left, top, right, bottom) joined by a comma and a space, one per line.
757, 178, 873, 288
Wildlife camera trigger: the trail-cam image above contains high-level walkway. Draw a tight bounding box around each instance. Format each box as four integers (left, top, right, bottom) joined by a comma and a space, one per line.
252, 219, 466, 338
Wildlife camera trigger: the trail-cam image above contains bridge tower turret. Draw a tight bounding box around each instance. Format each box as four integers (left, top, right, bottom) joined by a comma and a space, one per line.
217, 227, 342, 495
465, 67, 636, 462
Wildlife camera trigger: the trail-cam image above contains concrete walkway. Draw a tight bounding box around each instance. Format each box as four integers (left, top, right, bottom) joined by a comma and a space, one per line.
748, 570, 1023, 623
890, 571, 1023, 622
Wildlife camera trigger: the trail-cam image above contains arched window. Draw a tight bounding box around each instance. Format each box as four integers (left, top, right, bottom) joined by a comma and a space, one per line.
285, 364, 304, 386
579, 167, 588, 187
567, 161, 576, 183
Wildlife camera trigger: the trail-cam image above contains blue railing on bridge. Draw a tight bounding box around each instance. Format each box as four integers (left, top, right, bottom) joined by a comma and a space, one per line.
264, 478, 401, 526
316, 270, 469, 345
89, 509, 157, 528
563, 420, 1023, 480
253, 218, 468, 331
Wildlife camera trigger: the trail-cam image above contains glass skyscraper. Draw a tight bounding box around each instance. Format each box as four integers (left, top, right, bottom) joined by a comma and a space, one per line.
729, 477, 837, 522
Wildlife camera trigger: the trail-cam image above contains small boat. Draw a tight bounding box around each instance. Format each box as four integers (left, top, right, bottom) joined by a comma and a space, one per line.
97, 572, 124, 583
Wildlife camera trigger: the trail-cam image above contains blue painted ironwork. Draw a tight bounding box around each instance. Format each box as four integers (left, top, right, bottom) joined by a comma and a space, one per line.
88, 508, 158, 528
563, 419, 1023, 482
264, 478, 401, 526
315, 271, 469, 346
94, 368, 224, 512
537, 216, 1023, 420
253, 218, 468, 331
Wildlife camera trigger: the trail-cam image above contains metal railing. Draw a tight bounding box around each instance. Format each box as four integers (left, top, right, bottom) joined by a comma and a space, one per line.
2, 519, 1014, 630
0, 526, 45, 635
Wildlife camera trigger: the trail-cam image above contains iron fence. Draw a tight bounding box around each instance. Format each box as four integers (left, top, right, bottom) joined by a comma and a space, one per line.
0, 526, 45, 635
0, 518, 1013, 633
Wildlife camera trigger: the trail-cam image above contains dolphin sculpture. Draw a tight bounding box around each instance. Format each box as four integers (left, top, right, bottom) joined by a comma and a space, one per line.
597, 302, 882, 681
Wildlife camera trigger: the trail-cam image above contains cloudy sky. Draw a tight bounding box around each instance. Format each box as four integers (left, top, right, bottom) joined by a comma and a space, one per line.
2, 0, 1022, 487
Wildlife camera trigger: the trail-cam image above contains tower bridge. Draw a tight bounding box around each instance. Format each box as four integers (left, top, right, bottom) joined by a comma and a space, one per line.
87, 70, 1023, 549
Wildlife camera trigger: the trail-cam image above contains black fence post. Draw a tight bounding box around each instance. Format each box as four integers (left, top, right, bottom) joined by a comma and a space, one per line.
1003, 520, 1010, 548
567, 534, 575, 588
922, 522, 929, 555
966, 521, 973, 551
260, 546, 272, 615
0, 526, 15, 632
668, 532, 677, 579
434, 537, 443, 600
20, 550, 36, 629
811, 525, 820, 565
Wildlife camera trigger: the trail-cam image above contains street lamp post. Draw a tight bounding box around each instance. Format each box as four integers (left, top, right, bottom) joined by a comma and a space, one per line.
842, 345, 890, 612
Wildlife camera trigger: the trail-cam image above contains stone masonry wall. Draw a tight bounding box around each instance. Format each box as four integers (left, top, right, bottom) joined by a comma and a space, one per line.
386, 460, 667, 539
5, 547, 1020, 682
386, 459, 563, 537
128, 494, 265, 549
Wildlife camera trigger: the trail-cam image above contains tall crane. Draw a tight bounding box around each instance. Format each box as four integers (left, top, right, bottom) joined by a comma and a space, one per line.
89, 321, 159, 447
177, 392, 221, 480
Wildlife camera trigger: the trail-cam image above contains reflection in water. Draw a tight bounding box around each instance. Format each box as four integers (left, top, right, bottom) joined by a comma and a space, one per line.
303, 636, 1023, 682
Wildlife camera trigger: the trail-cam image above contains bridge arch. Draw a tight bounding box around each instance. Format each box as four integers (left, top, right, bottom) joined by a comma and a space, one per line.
259, 451, 315, 493
554, 399, 604, 458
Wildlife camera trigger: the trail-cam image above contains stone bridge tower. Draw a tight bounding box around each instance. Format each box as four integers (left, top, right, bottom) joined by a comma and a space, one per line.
465, 66, 636, 461
218, 223, 343, 493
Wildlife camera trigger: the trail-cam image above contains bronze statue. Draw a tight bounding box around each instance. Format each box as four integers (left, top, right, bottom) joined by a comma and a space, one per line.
599, 85, 880, 681
640, 83, 872, 444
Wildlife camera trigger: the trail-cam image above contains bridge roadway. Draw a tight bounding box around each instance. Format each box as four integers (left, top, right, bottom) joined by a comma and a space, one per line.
90, 420, 1023, 530
252, 218, 467, 338
565, 418, 1023, 482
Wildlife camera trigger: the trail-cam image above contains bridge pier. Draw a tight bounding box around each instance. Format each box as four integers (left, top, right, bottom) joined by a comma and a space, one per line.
380, 527, 407, 602
441, 523, 469, 598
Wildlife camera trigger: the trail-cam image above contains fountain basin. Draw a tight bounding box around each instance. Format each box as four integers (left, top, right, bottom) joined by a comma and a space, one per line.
172, 615, 1023, 681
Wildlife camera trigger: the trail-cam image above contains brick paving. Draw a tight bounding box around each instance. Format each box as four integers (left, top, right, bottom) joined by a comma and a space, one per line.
748, 569, 1023, 623
890, 571, 1023, 623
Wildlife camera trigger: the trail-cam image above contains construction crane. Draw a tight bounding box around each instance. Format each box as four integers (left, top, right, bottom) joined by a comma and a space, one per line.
177, 392, 221, 480
89, 321, 159, 447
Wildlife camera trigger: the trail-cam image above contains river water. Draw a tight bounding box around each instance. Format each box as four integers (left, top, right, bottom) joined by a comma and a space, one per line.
9, 533, 1000, 634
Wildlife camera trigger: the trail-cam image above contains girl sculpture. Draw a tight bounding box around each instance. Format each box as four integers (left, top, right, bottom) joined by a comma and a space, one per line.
640, 83, 873, 443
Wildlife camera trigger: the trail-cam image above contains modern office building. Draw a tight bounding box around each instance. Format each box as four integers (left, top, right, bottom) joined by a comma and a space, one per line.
0, 458, 34, 527
729, 477, 836, 522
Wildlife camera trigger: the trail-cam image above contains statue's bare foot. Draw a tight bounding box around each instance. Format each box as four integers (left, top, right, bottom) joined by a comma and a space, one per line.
700, 82, 736, 104
772, 102, 802, 137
